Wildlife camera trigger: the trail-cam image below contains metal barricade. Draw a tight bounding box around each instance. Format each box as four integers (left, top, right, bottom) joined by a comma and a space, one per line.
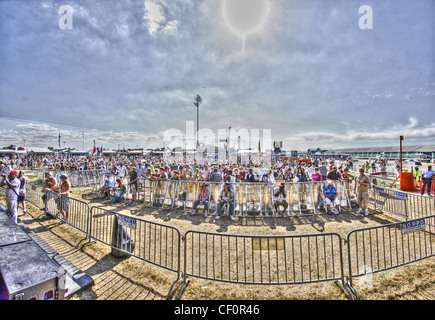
370, 185, 435, 220
346, 215, 435, 295
138, 178, 152, 204
45, 195, 91, 234
183, 231, 346, 286
89, 207, 182, 273
89, 207, 183, 298
25, 183, 46, 209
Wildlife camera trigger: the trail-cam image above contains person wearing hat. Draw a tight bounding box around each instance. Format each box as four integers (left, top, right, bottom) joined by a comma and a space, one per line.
100, 177, 115, 198
1, 170, 20, 224
326, 166, 341, 181
421, 165, 435, 197
216, 182, 235, 220
355, 168, 370, 216
323, 180, 340, 215
190, 183, 210, 217
54, 174, 71, 221
273, 182, 288, 217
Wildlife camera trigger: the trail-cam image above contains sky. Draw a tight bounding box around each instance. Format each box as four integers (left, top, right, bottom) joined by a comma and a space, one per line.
0, 0, 434, 152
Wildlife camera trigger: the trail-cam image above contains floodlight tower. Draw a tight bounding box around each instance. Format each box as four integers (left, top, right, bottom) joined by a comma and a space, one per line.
194, 94, 202, 150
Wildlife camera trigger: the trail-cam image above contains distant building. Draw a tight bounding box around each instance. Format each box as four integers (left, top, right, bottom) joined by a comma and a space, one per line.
306, 144, 435, 161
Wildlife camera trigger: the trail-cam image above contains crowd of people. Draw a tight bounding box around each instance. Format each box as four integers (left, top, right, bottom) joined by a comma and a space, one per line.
1, 152, 434, 224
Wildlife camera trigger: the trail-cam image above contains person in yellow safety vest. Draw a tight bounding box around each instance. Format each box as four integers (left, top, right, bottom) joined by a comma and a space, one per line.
413, 166, 422, 189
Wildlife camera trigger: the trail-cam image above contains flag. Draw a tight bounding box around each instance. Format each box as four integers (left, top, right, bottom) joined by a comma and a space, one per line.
58, 134, 61, 148
93, 140, 96, 155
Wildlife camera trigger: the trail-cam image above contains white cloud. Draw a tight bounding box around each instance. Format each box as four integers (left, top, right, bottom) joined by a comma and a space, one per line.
284, 118, 435, 148
143, 0, 179, 34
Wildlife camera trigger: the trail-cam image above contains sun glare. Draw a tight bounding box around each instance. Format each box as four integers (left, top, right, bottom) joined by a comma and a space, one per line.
222, 0, 270, 38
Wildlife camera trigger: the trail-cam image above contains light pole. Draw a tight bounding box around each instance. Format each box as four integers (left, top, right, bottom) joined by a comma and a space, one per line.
194, 94, 202, 150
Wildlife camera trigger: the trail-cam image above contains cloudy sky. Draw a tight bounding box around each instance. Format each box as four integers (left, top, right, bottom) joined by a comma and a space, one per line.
0, 0, 434, 151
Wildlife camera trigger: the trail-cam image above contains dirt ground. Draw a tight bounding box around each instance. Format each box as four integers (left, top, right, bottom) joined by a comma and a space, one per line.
14, 184, 435, 301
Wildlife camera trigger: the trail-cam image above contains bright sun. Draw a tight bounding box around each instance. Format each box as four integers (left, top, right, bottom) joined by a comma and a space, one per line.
222, 0, 270, 38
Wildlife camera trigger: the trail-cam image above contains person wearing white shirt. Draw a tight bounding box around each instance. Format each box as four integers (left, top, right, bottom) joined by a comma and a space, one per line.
1, 170, 20, 224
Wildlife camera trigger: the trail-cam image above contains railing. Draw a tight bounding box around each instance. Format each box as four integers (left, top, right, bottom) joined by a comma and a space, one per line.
25, 183, 91, 246
370, 185, 435, 220
183, 231, 345, 285
346, 215, 435, 298
112, 179, 357, 216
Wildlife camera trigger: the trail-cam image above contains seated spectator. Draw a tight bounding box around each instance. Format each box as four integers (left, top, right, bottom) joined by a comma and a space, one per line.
100, 178, 114, 198
324, 181, 340, 214
216, 183, 235, 220
111, 178, 127, 203
273, 182, 288, 216
190, 183, 210, 217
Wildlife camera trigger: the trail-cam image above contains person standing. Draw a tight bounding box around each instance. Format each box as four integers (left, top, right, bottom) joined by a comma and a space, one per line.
319, 162, 328, 181
55, 174, 71, 221
17, 170, 28, 214
311, 167, 323, 181
355, 168, 370, 216
413, 166, 422, 190
421, 165, 435, 197
1, 170, 20, 224
327, 166, 341, 181
41, 171, 59, 209
128, 166, 139, 205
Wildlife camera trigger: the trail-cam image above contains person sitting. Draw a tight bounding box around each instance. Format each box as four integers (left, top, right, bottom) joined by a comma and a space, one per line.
100, 178, 114, 198
273, 182, 288, 217
111, 178, 127, 203
216, 183, 235, 220
324, 181, 340, 215
190, 183, 210, 217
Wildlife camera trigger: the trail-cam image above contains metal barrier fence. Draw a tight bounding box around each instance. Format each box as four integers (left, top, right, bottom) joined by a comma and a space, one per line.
92, 178, 358, 216
43, 169, 107, 188
88, 206, 183, 299
25, 183, 91, 246
370, 186, 435, 220
89, 207, 182, 273
183, 231, 345, 285
346, 215, 435, 298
